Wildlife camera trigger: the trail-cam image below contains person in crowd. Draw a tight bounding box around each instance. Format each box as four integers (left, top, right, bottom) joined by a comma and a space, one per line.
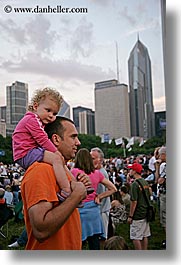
71, 148, 117, 250
21, 116, 91, 250
118, 168, 127, 185
13, 88, 72, 203
104, 235, 129, 250
110, 188, 127, 225
155, 146, 166, 248
90, 147, 112, 249
120, 185, 131, 217
11, 173, 21, 205
0, 188, 14, 230
4, 185, 13, 206
127, 163, 151, 250
148, 147, 160, 173
115, 156, 123, 172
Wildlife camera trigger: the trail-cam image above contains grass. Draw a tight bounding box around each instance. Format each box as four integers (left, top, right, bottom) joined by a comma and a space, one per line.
0, 219, 25, 250
0, 202, 165, 250
114, 202, 166, 250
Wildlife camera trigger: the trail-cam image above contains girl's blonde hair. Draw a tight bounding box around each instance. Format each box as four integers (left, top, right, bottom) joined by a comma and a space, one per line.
104, 236, 129, 250
28, 87, 63, 111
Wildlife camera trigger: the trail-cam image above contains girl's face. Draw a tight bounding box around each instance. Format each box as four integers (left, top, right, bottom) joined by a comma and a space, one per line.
33, 96, 59, 125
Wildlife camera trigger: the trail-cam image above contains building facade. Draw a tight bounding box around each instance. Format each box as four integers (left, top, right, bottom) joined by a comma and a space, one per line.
57, 99, 70, 119
73, 106, 95, 135
128, 38, 155, 139
94, 79, 130, 139
6, 81, 28, 136
155, 111, 166, 138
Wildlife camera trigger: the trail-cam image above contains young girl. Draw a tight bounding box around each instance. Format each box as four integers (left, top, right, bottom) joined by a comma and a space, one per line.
13, 87, 71, 201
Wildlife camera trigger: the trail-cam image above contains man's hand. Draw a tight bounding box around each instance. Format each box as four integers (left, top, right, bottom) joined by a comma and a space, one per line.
70, 179, 87, 201
76, 173, 92, 189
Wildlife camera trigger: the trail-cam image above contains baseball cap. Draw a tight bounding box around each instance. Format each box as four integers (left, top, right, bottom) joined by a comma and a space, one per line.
127, 163, 143, 174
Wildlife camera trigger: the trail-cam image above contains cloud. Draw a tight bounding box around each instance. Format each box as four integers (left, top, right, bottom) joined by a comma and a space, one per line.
118, 2, 159, 35
119, 6, 137, 26
0, 52, 114, 84
25, 15, 58, 52
0, 15, 58, 53
69, 17, 94, 58
0, 18, 27, 44
126, 19, 159, 36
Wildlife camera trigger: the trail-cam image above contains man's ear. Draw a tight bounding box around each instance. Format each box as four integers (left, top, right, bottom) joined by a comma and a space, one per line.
51, 134, 61, 147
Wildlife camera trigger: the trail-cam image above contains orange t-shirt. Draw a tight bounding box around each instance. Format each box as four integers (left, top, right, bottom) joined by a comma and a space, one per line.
21, 162, 81, 250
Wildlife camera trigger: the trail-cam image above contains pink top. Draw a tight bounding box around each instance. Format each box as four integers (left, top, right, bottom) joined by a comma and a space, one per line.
13, 112, 57, 161
71, 168, 104, 203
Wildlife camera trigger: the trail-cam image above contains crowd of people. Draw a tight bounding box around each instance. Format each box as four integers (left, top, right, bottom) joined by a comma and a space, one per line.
0, 87, 166, 250
0, 143, 167, 250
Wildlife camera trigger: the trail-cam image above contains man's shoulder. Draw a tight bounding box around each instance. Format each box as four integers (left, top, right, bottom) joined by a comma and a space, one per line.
25, 162, 53, 176
100, 167, 108, 178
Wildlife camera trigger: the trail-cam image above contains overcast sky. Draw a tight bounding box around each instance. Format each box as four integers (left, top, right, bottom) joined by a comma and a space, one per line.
0, 0, 165, 114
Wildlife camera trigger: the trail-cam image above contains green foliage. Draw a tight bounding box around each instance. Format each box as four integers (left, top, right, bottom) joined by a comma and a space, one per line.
78, 134, 102, 150
0, 133, 166, 164
78, 134, 165, 158
0, 135, 13, 164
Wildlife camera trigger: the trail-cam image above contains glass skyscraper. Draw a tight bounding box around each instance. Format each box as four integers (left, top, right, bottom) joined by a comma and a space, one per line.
128, 37, 155, 139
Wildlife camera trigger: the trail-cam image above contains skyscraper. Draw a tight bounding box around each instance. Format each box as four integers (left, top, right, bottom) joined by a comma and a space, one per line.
73, 106, 95, 135
57, 99, 70, 119
95, 79, 130, 139
128, 37, 155, 139
6, 81, 28, 136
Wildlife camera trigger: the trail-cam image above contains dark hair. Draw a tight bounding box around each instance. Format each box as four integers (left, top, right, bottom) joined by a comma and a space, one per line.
45, 116, 74, 140
104, 236, 129, 250
112, 189, 123, 203
120, 185, 128, 194
74, 148, 95, 174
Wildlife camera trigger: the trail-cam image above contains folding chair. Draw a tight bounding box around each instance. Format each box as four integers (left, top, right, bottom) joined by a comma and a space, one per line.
0, 222, 8, 238
0, 202, 13, 238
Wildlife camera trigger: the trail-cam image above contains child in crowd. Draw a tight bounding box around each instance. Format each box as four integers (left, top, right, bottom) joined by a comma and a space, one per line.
104, 236, 129, 250
12, 87, 71, 201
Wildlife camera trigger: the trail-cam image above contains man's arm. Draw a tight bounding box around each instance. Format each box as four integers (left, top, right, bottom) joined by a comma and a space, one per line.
127, 200, 137, 224
28, 181, 86, 242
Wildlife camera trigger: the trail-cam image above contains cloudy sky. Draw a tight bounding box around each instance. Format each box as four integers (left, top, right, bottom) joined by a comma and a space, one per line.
0, 0, 165, 116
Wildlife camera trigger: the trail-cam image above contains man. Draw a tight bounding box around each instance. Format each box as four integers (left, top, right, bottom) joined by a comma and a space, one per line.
127, 163, 151, 250
155, 146, 166, 248
90, 147, 112, 248
21, 116, 91, 250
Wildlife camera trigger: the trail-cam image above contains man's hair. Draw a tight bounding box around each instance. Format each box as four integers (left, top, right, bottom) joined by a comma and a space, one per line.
91, 147, 104, 159
158, 146, 166, 155
45, 116, 75, 140
28, 87, 63, 111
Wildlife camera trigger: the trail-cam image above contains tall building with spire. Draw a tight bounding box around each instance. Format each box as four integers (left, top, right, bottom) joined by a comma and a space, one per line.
128, 37, 155, 139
